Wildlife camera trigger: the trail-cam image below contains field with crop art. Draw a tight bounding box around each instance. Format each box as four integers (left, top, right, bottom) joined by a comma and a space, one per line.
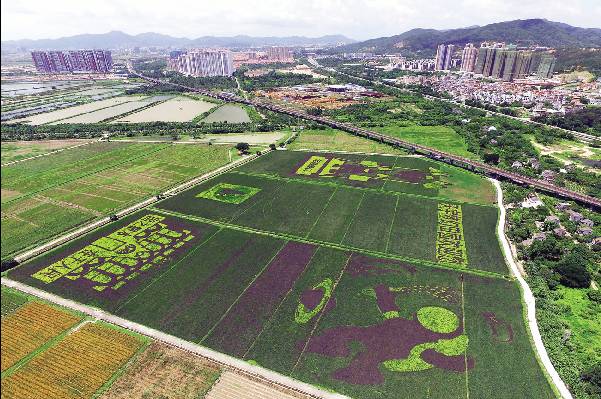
7, 149, 555, 399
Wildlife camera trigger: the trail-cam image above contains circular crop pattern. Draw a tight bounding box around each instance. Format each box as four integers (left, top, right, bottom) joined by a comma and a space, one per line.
417, 306, 459, 334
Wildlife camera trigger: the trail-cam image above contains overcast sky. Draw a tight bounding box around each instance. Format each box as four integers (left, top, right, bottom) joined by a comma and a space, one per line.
2, 0, 600, 41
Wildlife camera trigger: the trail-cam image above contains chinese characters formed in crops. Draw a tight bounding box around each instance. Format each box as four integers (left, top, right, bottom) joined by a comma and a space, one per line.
436, 203, 468, 267
295, 155, 433, 185
32, 214, 195, 294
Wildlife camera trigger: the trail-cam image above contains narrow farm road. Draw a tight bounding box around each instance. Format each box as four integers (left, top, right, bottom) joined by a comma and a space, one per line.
0, 277, 349, 399
490, 178, 573, 399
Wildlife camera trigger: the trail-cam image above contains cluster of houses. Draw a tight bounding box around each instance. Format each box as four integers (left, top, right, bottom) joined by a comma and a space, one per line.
511, 158, 574, 183
519, 196, 597, 247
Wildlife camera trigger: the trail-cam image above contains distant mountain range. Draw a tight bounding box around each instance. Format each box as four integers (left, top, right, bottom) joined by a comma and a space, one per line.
334, 19, 601, 55
1, 31, 356, 51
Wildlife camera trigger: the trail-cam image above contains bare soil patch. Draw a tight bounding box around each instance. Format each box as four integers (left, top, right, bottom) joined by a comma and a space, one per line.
102, 341, 220, 399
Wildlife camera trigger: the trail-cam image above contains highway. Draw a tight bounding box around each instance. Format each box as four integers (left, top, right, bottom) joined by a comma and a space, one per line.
128, 63, 600, 209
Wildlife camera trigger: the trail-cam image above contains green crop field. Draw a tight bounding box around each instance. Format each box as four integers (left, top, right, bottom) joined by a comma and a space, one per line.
373, 125, 475, 159
288, 128, 407, 155
7, 149, 555, 399
1, 141, 232, 259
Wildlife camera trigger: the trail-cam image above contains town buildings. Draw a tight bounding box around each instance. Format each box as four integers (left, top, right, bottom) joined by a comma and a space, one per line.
168, 49, 234, 77
31, 50, 113, 73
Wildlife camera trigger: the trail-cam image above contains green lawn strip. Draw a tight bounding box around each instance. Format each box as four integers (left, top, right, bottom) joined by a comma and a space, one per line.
307, 188, 365, 243
3, 144, 170, 205
288, 128, 407, 155
463, 275, 557, 398
305, 187, 339, 239
148, 207, 508, 280
229, 170, 496, 208
341, 191, 398, 253
386, 196, 438, 263
243, 249, 351, 373
462, 204, 509, 275
91, 322, 151, 399
0, 285, 29, 316
1, 316, 88, 379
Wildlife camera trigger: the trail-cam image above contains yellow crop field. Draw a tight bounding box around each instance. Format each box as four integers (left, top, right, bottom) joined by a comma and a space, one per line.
0, 302, 80, 372
1, 323, 143, 399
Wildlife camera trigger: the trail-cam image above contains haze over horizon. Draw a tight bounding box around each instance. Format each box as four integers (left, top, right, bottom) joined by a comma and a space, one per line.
2, 0, 600, 42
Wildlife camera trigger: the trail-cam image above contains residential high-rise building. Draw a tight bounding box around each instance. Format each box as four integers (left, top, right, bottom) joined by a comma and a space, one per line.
460, 43, 478, 72
47, 51, 71, 73
435, 44, 455, 71
535, 53, 556, 78
31, 51, 51, 73
169, 50, 186, 60
266, 46, 293, 62
168, 49, 234, 77
30, 50, 113, 73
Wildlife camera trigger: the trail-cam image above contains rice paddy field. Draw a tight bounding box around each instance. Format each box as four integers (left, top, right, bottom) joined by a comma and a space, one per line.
1, 139, 94, 164
1, 141, 232, 259
8, 149, 556, 399
373, 125, 476, 159
114, 97, 217, 123
289, 128, 407, 155
201, 104, 251, 123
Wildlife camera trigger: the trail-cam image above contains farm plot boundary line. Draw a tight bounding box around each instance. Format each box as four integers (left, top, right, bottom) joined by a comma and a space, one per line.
229, 170, 497, 209
3, 144, 170, 205
10, 151, 267, 263
0, 278, 348, 399
198, 240, 289, 344
304, 187, 339, 239
490, 178, 572, 399
241, 245, 320, 360
149, 207, 508, 280
113, 228, 224, 314
291, 253, 352, 374
1, 140, 98, 167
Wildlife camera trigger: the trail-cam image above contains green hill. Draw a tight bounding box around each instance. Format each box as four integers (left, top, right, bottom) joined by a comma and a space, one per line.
335, 19, 601, 55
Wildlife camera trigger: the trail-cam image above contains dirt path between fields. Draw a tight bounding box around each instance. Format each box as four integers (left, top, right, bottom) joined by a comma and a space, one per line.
0, 278, 349, 399
490, 178, 573, 399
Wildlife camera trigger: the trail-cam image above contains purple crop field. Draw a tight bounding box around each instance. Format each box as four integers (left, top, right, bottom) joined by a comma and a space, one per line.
203, 241, 317, 357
